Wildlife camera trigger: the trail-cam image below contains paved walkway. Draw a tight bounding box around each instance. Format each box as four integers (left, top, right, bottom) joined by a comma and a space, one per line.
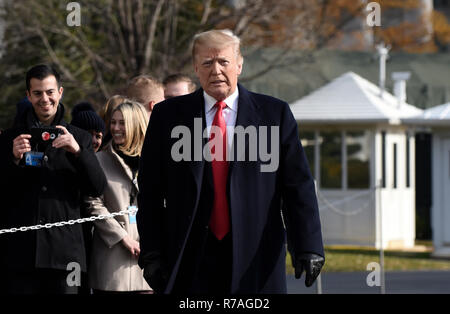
287, 271, 450, 294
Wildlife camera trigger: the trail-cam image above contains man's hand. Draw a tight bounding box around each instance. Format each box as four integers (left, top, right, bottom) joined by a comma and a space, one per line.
52, 125, 80, 155
294, 253, 325, 287
12, 134, 32, 162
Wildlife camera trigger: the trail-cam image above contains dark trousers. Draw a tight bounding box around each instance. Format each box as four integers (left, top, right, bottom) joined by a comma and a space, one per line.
174, 161, 232, 294
190, 232, 232, 294
174, 231, 232, 295
5, 268, 79, 294
79, 221, 93, 295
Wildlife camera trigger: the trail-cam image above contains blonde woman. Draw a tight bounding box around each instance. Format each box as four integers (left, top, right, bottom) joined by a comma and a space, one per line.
87, 100, 151, 294
98, 95, 127, 150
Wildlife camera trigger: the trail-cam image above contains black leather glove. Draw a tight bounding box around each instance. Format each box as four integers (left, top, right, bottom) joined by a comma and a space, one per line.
294, 253, 325, 287
143, 263, 169, 294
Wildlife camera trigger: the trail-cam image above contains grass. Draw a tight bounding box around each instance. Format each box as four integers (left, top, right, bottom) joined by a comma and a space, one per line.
286, 244, 450, 274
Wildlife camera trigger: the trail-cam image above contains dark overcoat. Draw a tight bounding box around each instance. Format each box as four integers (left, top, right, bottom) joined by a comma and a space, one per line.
137, 84, 324, 294
0, 104, 106, 273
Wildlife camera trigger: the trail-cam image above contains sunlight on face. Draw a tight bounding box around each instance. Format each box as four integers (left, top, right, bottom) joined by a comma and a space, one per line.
27, 75, 63, 125
194, 44, 242, 101
110, 110, 126, 145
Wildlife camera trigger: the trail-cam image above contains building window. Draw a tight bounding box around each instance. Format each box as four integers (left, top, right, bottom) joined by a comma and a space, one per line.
434, 0, 450, 8
300, 129, 372, 190
347, 131, 370, 189
320, 131, 342, 188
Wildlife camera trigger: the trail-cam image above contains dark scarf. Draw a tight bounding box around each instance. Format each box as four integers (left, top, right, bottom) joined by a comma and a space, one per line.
25, 103, 65, 129
114, 145, 140, 175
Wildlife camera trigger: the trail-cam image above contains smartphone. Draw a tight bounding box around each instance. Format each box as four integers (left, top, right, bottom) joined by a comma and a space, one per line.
30, 127, 63, 145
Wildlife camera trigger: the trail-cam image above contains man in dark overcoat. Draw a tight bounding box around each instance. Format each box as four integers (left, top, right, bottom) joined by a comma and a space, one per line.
0, 64, 106, 294
137, 30, 324, 294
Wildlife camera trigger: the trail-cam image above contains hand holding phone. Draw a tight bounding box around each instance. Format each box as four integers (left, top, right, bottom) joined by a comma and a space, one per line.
12, 134, 32, 161
52, 125, 81, 155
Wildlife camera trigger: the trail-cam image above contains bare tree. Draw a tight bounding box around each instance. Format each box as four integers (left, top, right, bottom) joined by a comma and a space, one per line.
0, 0, 370, 115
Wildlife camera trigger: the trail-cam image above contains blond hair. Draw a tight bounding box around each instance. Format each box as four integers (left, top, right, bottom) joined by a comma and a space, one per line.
126, 75, 164, 106
192, 29, 243, 65
112, 100, 149, 157
99, 95, 128, 131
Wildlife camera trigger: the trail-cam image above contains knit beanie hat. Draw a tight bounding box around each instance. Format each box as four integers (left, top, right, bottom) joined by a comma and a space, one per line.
70, 102, 105, 134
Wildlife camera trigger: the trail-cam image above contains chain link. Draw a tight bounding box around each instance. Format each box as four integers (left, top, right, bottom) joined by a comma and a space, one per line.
316, 186, 380, 217
0, 208, 137, 236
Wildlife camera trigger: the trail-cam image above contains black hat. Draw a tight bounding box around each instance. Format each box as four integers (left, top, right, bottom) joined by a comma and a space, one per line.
70, 102, 105, 134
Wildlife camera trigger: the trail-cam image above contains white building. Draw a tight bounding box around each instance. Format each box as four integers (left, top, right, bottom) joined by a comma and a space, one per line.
405, 102, 450, 257
290, 71, 423, 249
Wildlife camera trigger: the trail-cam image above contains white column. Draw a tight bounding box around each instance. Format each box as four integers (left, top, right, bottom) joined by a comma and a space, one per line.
342, 130, 347, 190
370, 131, 376, 189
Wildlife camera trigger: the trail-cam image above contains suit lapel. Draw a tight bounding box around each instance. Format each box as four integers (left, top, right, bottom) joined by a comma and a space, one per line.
186, 89, 207, 190
228, 84, 261, 177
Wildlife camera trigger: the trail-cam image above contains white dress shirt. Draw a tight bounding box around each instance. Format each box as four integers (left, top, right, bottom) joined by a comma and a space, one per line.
204, 88, 239, 153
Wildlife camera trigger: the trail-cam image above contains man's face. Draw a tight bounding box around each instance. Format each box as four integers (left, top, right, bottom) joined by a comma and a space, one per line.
89, 130, 103, 152
164, 82, 191, 99
26, 75, 63, 125
194, 44, 242, 101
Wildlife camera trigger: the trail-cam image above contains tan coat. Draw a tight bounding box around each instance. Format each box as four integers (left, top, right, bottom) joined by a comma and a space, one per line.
87, 143, 151, 292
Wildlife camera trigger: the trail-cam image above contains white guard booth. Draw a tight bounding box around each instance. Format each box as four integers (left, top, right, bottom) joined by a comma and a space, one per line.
290, 72, 423, 249
405, 103, 450, 256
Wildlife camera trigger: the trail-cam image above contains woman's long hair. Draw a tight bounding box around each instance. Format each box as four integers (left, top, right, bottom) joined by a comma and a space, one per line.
100, 95, 128, 130
112, 100, 149, 157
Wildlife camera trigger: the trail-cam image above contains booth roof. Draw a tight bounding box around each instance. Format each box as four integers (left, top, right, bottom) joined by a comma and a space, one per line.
404, 102, 450, 126
288, 71, 422, 124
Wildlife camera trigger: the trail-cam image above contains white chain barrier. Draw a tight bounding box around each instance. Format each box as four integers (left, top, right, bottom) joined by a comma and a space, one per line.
1, 187, 380, 234
0, 207, 137, 236
316, 186, 378, 217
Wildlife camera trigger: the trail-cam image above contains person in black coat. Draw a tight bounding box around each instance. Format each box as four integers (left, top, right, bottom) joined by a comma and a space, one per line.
0, 64, 106, 294
137, 30, 324, 294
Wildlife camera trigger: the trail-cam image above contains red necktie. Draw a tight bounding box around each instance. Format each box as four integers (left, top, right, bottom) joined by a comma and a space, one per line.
209, 101, 230, 240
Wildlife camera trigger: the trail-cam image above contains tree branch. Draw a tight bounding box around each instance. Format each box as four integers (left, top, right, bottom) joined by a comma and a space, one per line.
142, 0, 166, 73
34, 27, 76, 82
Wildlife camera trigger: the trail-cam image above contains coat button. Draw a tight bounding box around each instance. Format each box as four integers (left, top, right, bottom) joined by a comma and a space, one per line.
41, 186, 47, 192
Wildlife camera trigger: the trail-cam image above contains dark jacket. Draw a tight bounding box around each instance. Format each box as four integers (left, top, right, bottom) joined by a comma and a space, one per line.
0, 104, 106, 272
137, 84, 324, 294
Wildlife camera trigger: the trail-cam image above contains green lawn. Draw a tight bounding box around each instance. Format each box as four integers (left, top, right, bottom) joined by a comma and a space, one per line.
286, 245, 450, 274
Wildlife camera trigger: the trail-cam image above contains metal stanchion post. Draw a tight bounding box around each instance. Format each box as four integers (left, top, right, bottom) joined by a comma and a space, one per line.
377, 180, 386, 294
316, 273, 322, 294
314, 178, 323, 295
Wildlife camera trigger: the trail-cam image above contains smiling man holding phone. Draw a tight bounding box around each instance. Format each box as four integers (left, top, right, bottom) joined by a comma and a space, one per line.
0, 64, 106, 294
